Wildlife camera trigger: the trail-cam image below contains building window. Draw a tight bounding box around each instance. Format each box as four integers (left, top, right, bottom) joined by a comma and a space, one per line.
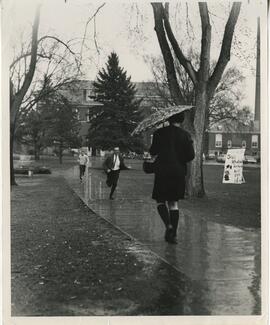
86, 108, 92, 122
227, 140, 232, 148
83, 89, 87, 101
242, 140, 246, 148
251, 135, 258, 148
88, 87, 96, 101
215, 134, 222, 148
83, 89, 95, 102
74, 108, 79, 120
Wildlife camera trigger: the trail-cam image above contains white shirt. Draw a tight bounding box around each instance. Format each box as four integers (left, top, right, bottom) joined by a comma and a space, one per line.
112, 154, 120, 170
78, 154, 88, 165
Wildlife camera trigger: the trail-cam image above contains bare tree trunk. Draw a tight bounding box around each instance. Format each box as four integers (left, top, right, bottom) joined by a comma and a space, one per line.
59, 143, 63, 164
188, 86, 208, 197
10, 5, 41, 185
34, 143, 40, 161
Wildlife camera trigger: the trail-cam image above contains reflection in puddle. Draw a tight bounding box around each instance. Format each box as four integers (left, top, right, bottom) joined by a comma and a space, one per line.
67, 166, 261, 315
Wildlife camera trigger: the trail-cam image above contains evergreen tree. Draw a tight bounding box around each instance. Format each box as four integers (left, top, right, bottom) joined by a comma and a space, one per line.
88, 52, 143, 152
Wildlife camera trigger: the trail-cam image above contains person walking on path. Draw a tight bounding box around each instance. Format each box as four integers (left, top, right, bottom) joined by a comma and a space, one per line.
78, 151, 89, 182
103, 147, 129, 200
149, 112, 195, 244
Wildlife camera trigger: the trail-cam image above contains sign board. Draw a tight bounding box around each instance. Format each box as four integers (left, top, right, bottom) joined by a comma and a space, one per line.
222, 149, 245, 184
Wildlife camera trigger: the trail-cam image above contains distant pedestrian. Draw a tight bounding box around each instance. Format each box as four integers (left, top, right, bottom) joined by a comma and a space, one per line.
149, 112, 195, 244
103, 147, 129, 200
78, 151, 89, 182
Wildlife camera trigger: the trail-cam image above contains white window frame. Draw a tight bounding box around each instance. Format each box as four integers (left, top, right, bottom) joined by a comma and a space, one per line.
227, 140, 232, 148
74, 108, 80, 120
251, 135, 258, 148
215, 134, 222, 148
83, 89, 95, 102
242, 140, 246, 148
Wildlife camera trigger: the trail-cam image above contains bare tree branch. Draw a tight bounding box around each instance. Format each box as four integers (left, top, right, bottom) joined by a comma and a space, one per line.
80, 2, 106, 59
161, 3, 198, 85
16, 76, 76, 127
93, 16, 100, 55
11, 52, 52, 68
151, 2, 185, 104
208, 2, 241, 96
39, 35, 76, 54
198, 2, 211, 82
10, 35, 80, 70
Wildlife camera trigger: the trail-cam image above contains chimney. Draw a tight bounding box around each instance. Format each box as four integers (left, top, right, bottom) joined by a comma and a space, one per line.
254, 17, 260, 131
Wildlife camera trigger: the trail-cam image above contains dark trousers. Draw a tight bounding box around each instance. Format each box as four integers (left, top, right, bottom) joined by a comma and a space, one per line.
79, 165, 86, 179
106, 170, 120, 197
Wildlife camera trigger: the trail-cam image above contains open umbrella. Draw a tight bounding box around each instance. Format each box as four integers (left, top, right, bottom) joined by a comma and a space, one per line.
131, 105, 194, 135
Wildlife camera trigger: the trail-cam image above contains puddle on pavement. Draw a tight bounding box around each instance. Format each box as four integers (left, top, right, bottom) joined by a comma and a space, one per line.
15, 178, 45, 187
67, 165, 261, 315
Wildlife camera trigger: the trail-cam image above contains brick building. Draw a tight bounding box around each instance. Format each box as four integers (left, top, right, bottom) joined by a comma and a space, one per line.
58, 80, 260, 158
206, 17, 260, 160
59, 80, 103, 146
58, 80, 167, 148
206, 126, 260, 158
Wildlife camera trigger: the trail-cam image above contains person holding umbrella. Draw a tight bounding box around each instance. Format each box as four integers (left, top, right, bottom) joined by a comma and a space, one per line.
132, 105, 195, 244
149, 111, 195, 244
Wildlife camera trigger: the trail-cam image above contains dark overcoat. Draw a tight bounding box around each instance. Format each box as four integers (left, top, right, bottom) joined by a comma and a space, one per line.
149, 124, 195, 201
103, 154, 128, 172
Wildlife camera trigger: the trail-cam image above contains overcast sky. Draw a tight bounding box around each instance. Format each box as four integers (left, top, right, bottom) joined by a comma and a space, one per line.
4, 0, 266, 111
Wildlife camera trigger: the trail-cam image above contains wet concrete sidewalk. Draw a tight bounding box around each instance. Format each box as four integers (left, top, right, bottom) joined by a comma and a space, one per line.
66, 158, 261, 315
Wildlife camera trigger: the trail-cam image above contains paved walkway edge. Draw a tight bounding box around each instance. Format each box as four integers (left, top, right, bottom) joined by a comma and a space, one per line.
65, 176, 185, 275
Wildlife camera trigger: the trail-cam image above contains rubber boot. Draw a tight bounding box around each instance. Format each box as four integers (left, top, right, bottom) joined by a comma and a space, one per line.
168, 210, 179, 244
157, 204, 173, 242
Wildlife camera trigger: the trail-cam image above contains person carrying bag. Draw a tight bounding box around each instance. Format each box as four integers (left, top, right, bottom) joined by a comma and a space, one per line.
149, 112, 195, 244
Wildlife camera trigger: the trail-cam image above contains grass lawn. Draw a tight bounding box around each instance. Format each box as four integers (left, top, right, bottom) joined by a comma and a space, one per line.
187, 164, 261, 229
